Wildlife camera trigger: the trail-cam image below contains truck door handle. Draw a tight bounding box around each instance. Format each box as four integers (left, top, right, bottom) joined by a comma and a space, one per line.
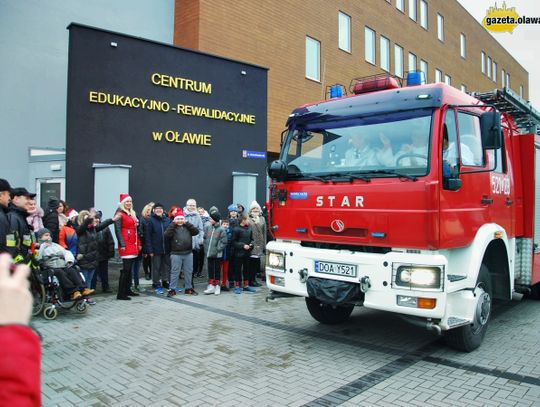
506, 198, 513, 206
481, 196, 494, 205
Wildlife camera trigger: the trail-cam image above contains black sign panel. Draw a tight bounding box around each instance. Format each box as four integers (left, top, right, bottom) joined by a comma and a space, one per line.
66, 24, 268, 213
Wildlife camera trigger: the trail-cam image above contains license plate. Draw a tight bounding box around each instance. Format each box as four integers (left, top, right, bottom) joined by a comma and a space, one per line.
314, 260, 357, 277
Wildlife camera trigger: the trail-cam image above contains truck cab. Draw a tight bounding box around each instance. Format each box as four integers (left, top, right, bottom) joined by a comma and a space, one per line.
265, 74, 540, 351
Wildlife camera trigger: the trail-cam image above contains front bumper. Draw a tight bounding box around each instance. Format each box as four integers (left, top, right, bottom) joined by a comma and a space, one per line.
266, 241, 456, 321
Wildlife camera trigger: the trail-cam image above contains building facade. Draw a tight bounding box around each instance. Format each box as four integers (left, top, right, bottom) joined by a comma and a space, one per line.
174, 0, 529, 156
0, 0, 175, 202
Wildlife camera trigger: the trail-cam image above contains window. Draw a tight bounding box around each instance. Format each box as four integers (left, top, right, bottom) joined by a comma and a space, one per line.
365, 27, 376, 64
435, 69, 442, 83
520, 85, 523, 98
481, 52, 486, 74
487, 56, 492, 78
420, 0, 428, 29
443, 110, 459, 173
461, 84, 467, 93
420, 59, 428, 82
437, 14, 444, 41
306, 36, 320, 81
338, 12, 351, 52
460, 33, 466, 58
409, 0, 417, 21
396, 0, 404, 12
506, 72, 510, 89
281, 110, 433, 177
457, 112, 483, 166
380, 36, 390, 72
501, 69, 506, 87
394, 44, 404, 78
444, 75, 451, 85
492, 61, 497, 82
408, 52, 417, 72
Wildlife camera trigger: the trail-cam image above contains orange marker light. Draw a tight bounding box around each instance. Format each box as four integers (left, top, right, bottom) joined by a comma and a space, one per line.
417, 297, 436, 309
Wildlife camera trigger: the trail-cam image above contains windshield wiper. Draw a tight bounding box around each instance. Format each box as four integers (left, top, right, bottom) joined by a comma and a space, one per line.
322, 172, 371, 183
287, 172, 329, 183
361, 169, 418, 181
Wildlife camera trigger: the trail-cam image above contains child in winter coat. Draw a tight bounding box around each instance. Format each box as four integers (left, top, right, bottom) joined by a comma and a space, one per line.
220, 218, 233, 291
164, 208, 200, 296
232, 215, 256, 294
59, 209, 78, 257
202, 207, 228, 295
36, 228, 93, 300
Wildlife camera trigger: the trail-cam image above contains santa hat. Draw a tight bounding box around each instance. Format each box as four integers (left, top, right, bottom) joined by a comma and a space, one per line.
67, 208, 79, 219
119, 193, 132, 205
249, 200, 261, 212
173, 208, 185, 220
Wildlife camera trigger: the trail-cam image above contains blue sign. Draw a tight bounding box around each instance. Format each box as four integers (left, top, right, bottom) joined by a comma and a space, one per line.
290, 191, 308, 200
242, 150, 266, 159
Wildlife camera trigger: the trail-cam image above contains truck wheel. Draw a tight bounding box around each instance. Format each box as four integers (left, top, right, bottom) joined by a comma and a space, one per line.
529, 283, 540, 300
305, 297, 354, 324
444, 265, 492, 352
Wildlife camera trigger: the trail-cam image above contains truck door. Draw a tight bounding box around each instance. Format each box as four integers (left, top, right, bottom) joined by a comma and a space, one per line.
487, 128, 514, 237
440, 109, 491, 247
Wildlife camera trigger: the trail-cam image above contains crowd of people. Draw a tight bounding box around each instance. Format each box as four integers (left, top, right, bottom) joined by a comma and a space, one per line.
0, 177, 270, 305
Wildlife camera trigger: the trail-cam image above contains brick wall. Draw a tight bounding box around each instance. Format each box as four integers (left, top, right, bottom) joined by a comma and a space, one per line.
175, 0, 529, 154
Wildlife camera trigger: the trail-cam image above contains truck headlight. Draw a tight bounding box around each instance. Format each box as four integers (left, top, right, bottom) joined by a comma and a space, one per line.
267, 250, 285, 272
394, 265, 443, 291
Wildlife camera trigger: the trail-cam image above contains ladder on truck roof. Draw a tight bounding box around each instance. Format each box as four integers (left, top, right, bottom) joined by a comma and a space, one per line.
472, 87, 540, 135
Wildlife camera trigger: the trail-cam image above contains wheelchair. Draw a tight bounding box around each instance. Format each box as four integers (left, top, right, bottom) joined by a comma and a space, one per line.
40, 267, 90, 320
28, 264, 89, 320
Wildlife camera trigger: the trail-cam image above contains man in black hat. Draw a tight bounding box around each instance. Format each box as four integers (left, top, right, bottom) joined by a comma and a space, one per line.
8, 187, 36, 260
0, 179, 12, 254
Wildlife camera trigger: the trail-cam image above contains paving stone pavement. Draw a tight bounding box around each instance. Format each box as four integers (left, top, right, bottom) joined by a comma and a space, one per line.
33, 277, 540, 407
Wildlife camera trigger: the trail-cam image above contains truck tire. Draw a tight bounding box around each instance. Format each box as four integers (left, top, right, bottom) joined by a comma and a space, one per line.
444, 265, 492, 352
305, 297, 354, 324
529, 283, 540, 300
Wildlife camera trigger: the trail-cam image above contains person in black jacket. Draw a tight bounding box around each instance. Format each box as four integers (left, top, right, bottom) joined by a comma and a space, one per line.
164, 208, 199, 296
76, 210, 116, 294
144, 203, 172, 291
7, 188, 36, 261
232, 215, 256, 294
0, 179, 12, 254
91, 211, 115, 293
42, 198, 62, 243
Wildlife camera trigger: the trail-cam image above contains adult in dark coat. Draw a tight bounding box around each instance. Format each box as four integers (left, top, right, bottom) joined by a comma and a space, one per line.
91, 211, 116, 292
0, 179, 12, 254
144, 203, 171, 289
76, 210, 114, 288
42, 198, 61, 243
7, 188, 36, 260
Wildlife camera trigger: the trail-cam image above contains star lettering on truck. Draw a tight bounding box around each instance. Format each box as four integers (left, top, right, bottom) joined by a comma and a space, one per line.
315, 196, 364, 207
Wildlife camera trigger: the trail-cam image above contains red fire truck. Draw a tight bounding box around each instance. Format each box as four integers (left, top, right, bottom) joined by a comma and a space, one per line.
265, 74, 540, 351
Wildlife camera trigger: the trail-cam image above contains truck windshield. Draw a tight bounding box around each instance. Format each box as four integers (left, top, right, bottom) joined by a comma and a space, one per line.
281, 109, 433, 179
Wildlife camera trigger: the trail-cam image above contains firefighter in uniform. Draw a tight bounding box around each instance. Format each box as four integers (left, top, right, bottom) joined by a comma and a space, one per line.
7, 187, 36, 262
0, 179, 12, 254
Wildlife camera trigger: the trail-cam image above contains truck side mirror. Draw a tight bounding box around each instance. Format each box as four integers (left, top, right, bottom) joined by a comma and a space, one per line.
480, 111, 502, 149
268, 160, 288, 181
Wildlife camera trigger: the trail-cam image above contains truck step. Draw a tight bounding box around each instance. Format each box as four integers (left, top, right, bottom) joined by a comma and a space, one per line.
447, 317, 472, 328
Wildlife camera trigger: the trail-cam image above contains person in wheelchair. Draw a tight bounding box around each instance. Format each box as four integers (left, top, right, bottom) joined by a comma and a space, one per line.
36, 228, 94, 301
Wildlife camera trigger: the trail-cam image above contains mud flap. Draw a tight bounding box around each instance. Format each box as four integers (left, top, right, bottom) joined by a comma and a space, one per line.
306, 277, 362, 306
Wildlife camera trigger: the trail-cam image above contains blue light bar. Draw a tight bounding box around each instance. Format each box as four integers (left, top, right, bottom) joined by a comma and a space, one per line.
407, 71, 425, 86
330, 84, 344, 98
